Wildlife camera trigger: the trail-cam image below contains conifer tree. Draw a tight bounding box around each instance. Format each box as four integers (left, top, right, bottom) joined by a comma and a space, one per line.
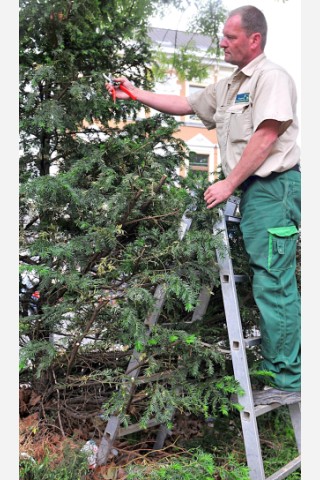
19, 0, 244, 441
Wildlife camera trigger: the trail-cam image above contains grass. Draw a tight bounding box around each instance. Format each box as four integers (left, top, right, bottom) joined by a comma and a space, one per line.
19, 405, 301, 479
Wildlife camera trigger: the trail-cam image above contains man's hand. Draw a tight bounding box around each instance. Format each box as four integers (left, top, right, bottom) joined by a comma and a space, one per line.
105, 76, 137, 101
105, 76, 193, 115
204, 179, 234, 209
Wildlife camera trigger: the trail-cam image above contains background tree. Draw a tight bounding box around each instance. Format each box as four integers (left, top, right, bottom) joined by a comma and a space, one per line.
19, 0, 252, 453
150, 0, 227, 83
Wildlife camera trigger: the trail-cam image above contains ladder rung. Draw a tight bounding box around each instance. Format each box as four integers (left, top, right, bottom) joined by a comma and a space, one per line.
234, 274, 248, 283
254, 402, 284, 417
219, 272, 248, 283
118, 418, 163, 437
265, 455, 301, 480
225, 215, 241, 223
244, 336, 261, 347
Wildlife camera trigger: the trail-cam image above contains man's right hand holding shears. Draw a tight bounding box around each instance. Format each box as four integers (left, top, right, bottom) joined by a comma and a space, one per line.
104, 75, 194, 116
104, 74, 137, 102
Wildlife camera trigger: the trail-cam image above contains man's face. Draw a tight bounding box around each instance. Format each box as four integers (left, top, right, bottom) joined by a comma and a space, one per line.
220, 15, 258, 69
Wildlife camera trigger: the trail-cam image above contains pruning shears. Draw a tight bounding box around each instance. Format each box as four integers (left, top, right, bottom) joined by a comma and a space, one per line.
103, 73, 137, 102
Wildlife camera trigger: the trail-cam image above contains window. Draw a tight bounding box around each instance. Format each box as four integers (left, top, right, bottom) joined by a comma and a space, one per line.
188, 152, 209, 180
189, 153, 209, 167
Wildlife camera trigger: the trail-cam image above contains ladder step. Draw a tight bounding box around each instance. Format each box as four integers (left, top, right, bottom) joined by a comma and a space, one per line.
118, 418, 163, 437
234, 274, 248, 283
265, 455, 301, 480
252, 389, 301, 407
254, 403, 286, 417
252, 389, 301, 418
219, 272, 248, 283
244, 336, 261, 347
225, 215, 241, 223
223, 196, 240, 217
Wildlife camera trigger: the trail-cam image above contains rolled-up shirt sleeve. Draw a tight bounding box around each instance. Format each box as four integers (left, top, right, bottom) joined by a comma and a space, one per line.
187, 84, 217, 130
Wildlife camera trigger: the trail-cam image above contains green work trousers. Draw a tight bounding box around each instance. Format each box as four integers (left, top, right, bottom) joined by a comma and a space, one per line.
239, 169, 301, 391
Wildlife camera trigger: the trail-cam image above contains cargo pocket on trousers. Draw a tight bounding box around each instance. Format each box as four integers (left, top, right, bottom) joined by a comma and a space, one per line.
267, 225, 299, 271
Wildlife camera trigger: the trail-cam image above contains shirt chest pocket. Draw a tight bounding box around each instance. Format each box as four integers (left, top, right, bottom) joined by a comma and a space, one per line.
226, 102, 253, 143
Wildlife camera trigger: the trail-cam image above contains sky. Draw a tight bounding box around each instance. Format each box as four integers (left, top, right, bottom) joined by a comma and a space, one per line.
150, 0, 301, 123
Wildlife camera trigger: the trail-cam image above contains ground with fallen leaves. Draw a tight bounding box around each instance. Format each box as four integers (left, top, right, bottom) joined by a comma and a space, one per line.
19, 386, 215, 479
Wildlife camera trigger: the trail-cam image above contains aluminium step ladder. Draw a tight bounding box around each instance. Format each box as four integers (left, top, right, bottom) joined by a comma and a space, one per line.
96, 196, 301, 477
96, 208, 195, 466
215, 196, 301, 480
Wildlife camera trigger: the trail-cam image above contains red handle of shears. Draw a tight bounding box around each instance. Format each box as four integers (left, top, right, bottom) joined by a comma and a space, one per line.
118, 84, 137, 101
104, 74, 137, 102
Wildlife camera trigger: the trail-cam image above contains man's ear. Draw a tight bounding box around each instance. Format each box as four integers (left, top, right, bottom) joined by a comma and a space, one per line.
250, 32, 262, 49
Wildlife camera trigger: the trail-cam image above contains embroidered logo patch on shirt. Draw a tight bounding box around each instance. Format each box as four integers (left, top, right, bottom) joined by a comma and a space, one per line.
235, 93, 250, 103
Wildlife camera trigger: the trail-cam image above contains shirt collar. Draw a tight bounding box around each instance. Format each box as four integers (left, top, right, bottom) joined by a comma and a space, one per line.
242, 53, 266, 76
229, 53, 267, 83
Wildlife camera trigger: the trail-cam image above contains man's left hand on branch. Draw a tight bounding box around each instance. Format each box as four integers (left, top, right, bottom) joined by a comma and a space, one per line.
204, 179, 234, 209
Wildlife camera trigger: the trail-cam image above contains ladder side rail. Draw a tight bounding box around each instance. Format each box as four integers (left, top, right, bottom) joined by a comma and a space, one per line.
97, 285, 166, 465
214, 211, 257, 411
216, 201, 301, 480
265, 456, 301, 480
288, 403, 301, 454
97, 210, 194, 466
214, 210, 266, 480
184, 285, 212, 324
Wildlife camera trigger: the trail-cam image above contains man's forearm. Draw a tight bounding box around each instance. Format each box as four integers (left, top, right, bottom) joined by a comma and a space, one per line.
226, 120, 280, 190
105, 76, 194, 115
133, 88, 194, 116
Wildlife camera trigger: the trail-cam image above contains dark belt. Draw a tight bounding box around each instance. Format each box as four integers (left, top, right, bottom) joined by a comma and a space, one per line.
240, 163, 301, 192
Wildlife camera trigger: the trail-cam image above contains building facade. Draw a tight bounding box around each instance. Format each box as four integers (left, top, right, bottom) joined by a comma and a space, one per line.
146, 27, 235, 182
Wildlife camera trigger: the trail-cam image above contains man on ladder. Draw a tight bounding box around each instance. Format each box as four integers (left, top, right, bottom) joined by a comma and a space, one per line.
105, 3, 301, 399
105, 5, 301, 478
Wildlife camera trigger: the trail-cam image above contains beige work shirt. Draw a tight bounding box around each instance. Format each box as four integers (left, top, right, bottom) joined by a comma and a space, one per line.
187, 54, 300, 177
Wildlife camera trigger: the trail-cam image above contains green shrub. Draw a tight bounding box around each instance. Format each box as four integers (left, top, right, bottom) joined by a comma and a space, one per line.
19, 446, 89, 480
126, 448, 250, 480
